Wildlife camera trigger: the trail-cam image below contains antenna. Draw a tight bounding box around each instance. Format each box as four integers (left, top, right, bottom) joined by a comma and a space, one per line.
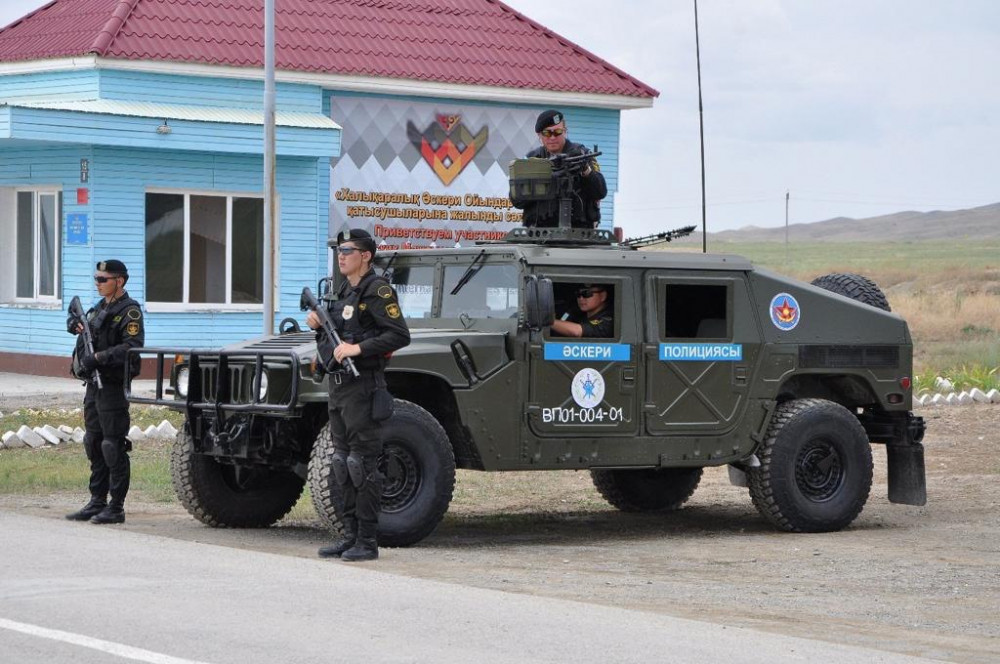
694, 0, 707, 253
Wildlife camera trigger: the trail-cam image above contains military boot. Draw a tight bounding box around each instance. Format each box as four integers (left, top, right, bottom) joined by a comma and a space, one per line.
318, 519, 357, 559
90, 504, 125, 525
65, 497, 107, 521
341, 523, 378, 562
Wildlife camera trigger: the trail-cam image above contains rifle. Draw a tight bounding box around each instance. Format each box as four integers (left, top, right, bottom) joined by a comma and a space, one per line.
549, 146, 602, 178
69, 296, 103, 390
550, 146, 601, 228
622, 225, 697, 249
300, 286, 360, 378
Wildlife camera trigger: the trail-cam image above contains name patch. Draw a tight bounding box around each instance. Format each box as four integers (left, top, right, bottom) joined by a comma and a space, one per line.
659, 343, 743, 362
544, 343, 631, 362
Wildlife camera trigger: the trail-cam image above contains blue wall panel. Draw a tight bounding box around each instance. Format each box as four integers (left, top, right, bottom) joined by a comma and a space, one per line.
98, 70, 322, 113
0, 144, 326, 357
0, 70, 100, 101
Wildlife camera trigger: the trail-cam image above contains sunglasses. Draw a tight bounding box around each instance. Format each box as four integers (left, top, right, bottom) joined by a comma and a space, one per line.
540, 128, 565, 138
576, 288, 604, 298
336, 246, 360, 256
93, 275, 119, 283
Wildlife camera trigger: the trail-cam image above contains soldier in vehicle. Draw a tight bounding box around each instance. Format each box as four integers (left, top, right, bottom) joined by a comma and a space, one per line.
65, 260, 144, 525
307, 229, 410, 562
551, 283, 614, 338
513, 109, 607, 229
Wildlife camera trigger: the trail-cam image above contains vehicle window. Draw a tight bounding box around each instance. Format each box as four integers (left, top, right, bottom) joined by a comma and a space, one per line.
442, 264, 520, 319
663, 284, 728, 338
390, 266, 435, 318
549, 282, 616, 339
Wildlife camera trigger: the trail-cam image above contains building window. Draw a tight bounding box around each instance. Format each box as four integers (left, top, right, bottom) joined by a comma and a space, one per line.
145, 192, 264, 306
15, 190, 62, 301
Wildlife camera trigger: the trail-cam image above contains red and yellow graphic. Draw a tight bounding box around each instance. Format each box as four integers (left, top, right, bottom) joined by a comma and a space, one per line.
407, 114, 489, 186
769, 292, 801, 331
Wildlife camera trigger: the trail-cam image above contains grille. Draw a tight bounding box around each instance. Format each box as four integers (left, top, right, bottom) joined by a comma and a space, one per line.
200, 365, 249, 403
799, 345, 899, 369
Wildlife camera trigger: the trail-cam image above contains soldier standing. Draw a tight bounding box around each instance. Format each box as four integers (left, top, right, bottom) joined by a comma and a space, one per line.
65, 260, 144, 524
512, 109, 608, 229
307, 229, 410, 561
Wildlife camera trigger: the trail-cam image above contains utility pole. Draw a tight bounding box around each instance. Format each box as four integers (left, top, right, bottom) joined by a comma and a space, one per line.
784, 190, 790, 266
694, 0, 707, 253
262, 0, 276, 335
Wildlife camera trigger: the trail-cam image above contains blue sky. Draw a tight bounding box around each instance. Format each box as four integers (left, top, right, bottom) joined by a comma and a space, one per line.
3, 0, 997, 233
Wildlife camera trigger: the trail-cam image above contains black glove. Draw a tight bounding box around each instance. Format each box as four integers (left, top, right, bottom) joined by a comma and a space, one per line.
66, 315, 81, 335
80, 353, 100, 371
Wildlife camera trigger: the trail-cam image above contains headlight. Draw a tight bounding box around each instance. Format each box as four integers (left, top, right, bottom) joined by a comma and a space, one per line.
176, 366, 190, 397
257, 369, 269, 400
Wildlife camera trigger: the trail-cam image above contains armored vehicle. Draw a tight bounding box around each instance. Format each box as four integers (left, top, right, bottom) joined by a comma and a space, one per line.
132, 227, 926, 546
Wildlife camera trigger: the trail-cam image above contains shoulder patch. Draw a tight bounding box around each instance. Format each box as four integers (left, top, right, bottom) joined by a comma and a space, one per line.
127, 308, 142, 320
126, 321, 140, 336
376, 284, 394, 299
386, 303, 401, 319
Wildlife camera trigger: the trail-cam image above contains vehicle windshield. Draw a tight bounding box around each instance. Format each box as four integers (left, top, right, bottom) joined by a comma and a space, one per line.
386, 261, 520, 319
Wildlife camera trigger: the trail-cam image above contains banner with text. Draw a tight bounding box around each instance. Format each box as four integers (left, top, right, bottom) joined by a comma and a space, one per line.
329, 95, 540, 250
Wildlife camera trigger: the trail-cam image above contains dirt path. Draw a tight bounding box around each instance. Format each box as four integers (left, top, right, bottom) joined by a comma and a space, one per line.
4, 404, 998, 663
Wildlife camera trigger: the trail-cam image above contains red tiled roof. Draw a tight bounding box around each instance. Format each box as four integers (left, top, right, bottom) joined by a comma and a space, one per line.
0, 0, 657, 98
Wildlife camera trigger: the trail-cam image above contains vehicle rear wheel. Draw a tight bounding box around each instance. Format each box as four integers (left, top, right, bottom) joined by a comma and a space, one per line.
590, 467, 703, 512
748, 398, 873, 532
308, 399, 456, 547
810, 273, 891, 311
170, 431, 305, 527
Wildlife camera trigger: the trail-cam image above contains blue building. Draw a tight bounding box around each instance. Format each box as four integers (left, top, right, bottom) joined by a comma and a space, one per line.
0, 0, 655, 374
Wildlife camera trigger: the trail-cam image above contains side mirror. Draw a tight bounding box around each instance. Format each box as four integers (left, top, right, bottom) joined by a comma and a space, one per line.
525, 275, 555, 330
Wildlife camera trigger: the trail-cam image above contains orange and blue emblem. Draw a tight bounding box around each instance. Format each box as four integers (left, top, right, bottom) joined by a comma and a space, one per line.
770, 293, 800, 331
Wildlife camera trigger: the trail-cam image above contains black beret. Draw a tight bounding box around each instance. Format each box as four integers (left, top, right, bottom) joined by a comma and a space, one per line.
96, 259, 128, 274
535, 109, 565, 133
336, 228, 376, 254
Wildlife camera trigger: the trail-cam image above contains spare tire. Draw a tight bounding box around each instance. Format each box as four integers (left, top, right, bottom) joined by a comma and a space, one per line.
810, 273, 890, 312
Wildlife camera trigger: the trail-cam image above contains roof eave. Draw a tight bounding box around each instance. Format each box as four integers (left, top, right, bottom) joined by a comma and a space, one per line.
0, 57, 655, 110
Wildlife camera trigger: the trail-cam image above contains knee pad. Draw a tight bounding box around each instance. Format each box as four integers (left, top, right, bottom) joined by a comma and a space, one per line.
331, 451, 350, 486
347, 452, 368, 488
101, 439, 122, 467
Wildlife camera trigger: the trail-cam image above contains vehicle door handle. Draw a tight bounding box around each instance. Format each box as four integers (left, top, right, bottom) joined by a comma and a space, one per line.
622, 367, 636, 385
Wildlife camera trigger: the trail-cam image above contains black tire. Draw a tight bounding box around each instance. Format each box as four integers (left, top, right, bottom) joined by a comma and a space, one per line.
591, 467, 703, 512
748, 398, 873, 532
308, 399, 455, 547
170, 431, 305, 528
810, 273, 891, 312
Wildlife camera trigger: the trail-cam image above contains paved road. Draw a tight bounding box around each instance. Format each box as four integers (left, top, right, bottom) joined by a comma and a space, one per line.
0, 371, 159, 410
0, 512, 943, 664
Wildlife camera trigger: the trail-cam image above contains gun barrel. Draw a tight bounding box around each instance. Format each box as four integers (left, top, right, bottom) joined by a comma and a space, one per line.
70, 296, 103, 389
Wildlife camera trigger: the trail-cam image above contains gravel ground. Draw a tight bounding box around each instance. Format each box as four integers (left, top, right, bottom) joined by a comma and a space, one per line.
3, 404, 997, 663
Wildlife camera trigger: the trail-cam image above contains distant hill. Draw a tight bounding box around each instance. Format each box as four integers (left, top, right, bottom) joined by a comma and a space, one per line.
682, 202, 1000, 243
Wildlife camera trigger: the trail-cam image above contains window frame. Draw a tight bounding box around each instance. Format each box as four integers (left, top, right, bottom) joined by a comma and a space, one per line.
145, 188, 272, 312
13, 188, 62, 304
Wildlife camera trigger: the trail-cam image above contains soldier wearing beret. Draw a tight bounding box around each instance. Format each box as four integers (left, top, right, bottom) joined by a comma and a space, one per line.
513, 109, 608, 229
307, 229, 410, 561
65, 260, 145, 524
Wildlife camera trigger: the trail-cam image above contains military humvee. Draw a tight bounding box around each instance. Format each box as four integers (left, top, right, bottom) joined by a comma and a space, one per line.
131, 227, 926, 547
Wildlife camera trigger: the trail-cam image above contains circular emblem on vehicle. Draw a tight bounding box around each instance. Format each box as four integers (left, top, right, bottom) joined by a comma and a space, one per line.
342, 305, 354, 320
770, 292, 800, 331
571, 368, 605, 409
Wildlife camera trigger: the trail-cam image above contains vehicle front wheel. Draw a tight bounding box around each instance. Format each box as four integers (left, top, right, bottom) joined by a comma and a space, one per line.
591, 467, 703, 512
170, 431, 305, 527
308, 399, 456, 547
748, 398, 873, 532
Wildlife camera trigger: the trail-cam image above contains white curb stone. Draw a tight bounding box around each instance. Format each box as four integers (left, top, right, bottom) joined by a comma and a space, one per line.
127, 425, 146, 441
44, 424, 70, 442
17, 425, 46, 448
35, 426, 62, 445
156, 420, 178, 438
143, 425, 159, 439
957, 392, 973, 405
71, 427, 86, 444
988, 389, 1000, 404
3, 431, 25, 448
915, 394, 927, 406
934, 377, 954, 393
969, 388, 988, 403
945, 393, 959, 405
929, 394, 944, 405
58, 424, 75, 436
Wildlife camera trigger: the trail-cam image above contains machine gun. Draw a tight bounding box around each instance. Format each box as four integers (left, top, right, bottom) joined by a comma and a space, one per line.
299, 286, 360, 378
621, 225, 697, 249
509, 146, 602, 229
69, 295, 103, 389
